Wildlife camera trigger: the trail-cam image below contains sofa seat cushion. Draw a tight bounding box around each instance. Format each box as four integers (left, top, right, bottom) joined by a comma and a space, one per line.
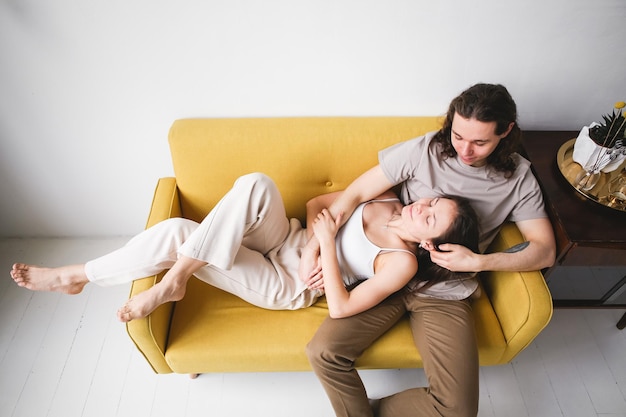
164, 276, 506, 373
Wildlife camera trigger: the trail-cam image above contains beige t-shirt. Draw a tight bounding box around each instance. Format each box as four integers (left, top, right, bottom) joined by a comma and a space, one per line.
379, 131, 547, 300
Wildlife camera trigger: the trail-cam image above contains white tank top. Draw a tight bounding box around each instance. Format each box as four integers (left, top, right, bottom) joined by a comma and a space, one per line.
335, 199, 415, 285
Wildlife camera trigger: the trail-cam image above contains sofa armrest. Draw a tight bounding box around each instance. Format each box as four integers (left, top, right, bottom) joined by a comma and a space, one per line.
125, 177, 181, 373
480, 222, 553, 363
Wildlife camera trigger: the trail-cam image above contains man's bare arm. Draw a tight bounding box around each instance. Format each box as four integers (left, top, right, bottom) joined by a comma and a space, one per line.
432, 217, 556, 272
328, 165, 395, 227
305, 165, 394, 251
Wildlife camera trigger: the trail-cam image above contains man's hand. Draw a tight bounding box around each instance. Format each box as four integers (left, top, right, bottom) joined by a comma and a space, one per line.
428, 243, 481, 272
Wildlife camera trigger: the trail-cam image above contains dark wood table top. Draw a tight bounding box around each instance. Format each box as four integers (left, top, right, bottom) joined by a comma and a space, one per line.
522, 130, 626, 247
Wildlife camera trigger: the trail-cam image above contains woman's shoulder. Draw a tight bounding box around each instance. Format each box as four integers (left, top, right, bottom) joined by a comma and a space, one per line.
374, 248, 418, 276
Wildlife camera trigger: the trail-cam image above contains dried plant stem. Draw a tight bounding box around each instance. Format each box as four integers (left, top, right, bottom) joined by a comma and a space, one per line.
590, 114, 626, 172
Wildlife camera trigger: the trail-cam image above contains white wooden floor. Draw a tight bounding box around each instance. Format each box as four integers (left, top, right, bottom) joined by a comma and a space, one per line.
1, 238, 625, 417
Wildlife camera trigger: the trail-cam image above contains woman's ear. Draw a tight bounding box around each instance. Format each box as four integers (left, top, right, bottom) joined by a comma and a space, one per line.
420, 241, 435, 251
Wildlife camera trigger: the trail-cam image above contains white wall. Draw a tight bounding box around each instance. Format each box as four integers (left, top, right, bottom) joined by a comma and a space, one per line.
1, 0, 625, 237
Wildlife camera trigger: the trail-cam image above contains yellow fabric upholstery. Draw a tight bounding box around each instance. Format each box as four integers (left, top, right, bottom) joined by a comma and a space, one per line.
126, 117, 553, 374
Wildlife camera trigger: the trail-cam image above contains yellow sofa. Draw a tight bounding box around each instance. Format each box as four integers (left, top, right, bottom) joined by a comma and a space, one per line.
126, 117, 553, 374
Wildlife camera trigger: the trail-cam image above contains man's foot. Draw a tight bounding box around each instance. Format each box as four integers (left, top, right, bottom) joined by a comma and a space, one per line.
10, 263, 88, 294
116, 278, 187, 323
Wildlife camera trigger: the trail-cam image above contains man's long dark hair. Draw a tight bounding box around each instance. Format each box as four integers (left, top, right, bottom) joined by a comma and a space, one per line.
412, 196, 480, 291
433, 83, 522, 178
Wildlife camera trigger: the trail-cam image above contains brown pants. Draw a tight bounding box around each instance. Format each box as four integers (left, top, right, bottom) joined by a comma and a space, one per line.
306, 291, 478, 417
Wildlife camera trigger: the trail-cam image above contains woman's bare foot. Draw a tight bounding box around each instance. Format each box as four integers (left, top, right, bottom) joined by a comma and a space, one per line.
116, 277, 188, 322
117, 255, 204, 322
10, 263, 89, 295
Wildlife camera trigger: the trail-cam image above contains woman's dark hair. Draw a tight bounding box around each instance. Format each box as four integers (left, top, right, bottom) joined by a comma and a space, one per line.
433, 83, 522, 178
412, 196, 480, 292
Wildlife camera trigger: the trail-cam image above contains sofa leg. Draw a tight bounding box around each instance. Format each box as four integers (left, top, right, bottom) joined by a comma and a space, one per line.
617, 312, 626, 330
189, 373, 200, 379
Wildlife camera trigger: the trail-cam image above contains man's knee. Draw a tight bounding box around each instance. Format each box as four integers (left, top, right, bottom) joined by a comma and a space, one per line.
306, 324, 356, 372
305, 329, 338, 369
305, 338, 322, 366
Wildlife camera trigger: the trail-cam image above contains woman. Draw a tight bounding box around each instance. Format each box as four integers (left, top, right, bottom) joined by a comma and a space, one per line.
305, 188, 478, 319
10, 172, 478, 322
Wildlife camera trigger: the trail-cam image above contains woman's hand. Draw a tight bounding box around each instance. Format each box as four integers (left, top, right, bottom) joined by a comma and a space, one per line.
298, 246, 325, 290
303, 209, 342, 291
312, 209, 342, 245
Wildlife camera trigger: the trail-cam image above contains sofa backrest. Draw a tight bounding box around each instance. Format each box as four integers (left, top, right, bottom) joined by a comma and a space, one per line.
168, 117, 443, 222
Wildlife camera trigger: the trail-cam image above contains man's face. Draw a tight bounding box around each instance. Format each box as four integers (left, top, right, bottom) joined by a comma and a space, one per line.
450, 113, 510, 167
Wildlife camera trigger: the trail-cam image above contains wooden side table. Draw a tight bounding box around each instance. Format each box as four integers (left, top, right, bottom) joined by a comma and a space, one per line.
522, 131, 626, 328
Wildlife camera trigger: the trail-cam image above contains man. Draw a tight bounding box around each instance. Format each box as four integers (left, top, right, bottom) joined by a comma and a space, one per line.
301, 83, 556, 417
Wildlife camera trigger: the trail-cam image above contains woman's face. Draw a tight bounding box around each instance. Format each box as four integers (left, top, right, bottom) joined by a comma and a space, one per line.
400, 197, 457, 243
450, 112, 509, 167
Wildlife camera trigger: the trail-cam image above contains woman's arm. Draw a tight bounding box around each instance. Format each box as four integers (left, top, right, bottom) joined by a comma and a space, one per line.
304, 191, 343, 239
300, 165, 396, 287
312, 209, 417, 319
299, 192, 342, 288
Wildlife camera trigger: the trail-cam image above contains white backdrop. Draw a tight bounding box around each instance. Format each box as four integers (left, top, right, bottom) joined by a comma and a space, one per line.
1, 0, 625, 237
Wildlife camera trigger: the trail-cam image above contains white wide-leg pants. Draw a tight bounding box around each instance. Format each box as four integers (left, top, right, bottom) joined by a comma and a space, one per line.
84, 173, 321, 310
